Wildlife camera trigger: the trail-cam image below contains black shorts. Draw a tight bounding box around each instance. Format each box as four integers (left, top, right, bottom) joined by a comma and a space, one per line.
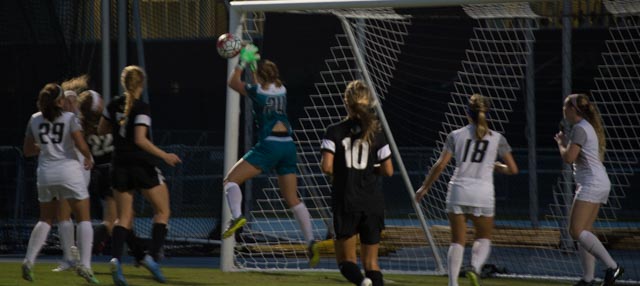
333, 208, 384, 245
89, 164, 113, 199
111, 162, 164, 191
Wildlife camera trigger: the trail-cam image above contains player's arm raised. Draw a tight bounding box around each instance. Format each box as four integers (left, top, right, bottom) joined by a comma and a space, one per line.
228, 67, 248, 96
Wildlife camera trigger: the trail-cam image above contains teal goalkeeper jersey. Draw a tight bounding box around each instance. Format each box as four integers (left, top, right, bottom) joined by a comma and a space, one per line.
245, 83, 292, 141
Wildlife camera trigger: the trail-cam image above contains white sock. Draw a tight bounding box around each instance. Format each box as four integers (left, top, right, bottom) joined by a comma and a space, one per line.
579, 242, 596, 282
24, 221, 51, 265
578, 230, 617, 269
291, 202, 313, 243
224, 182, 243, 219
447, 243, 464, 286
471, 238, 491, 274
76, 221, 94, 268
58, 219, 75, 262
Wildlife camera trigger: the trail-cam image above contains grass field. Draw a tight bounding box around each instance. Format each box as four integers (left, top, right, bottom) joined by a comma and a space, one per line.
0, 262, 574, 286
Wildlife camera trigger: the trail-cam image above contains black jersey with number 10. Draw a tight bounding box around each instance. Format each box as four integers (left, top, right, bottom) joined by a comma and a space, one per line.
321, 119, 392, 213
103, 96, 157, 165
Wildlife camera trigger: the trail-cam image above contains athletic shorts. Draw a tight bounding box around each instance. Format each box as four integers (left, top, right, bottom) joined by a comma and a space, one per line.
90, 164, 112, 199
574, 182, 611, 204
333, 208, 384, 245
243, 136, 297, 175
111, 162, 164, 191
446, 203, 495, 217
37, 184, 89, 202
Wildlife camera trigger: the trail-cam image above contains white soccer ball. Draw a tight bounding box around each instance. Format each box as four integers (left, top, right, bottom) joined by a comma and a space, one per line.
216, 33, 242, 59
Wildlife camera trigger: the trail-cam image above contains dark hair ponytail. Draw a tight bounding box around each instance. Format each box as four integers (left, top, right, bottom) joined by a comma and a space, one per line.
38, 83, 64, 122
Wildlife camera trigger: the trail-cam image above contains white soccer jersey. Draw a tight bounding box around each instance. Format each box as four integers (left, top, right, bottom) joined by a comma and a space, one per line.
569, 119, 610, 189
25, 111, 86, 186
444, 125, 512, 208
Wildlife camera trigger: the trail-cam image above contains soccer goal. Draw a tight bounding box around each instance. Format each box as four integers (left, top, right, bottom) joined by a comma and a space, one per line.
221, 0, 640, 283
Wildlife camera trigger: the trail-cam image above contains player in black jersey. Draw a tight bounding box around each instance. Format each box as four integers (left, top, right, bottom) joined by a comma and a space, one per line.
98, 65, 181, 286
77, 90, 146, 262
320, 80, 393, 286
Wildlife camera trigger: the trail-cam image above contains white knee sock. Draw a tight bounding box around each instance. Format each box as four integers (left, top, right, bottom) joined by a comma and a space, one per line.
58, 219, 75, 262
24, 221, 51, 265
224, 182, 243, 219
76, 221, 94, 268
471, 238, 491, 274
447, 243, 464, 286
578, 230, 617, 269
579, 242, 596, 282
291, 202, 313, 243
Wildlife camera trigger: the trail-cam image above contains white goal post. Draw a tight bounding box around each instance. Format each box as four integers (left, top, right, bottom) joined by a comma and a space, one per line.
221, 0, 544, 272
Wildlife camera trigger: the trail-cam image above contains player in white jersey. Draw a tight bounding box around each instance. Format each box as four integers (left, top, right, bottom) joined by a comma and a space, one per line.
51, 74, 91, 273
21, 83, 98, 284
415, 94, 518, 286
554, 94, 623, 286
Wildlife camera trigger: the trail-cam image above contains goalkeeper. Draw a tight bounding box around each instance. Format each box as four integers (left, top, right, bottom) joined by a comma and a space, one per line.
224, 45, 320, 267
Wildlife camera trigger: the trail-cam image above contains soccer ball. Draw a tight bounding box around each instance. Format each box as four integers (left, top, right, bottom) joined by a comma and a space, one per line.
216, 33, 242, 59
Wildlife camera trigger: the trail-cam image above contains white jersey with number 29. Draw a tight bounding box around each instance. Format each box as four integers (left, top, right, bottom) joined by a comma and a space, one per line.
25, 111, 86, 186
444, 124, 512, 208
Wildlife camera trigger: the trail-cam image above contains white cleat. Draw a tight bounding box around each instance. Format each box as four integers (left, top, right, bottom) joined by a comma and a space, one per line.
360, 277, 373, 286
51, 261, 75, 272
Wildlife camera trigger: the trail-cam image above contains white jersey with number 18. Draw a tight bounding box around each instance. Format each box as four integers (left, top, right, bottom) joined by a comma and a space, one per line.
444, 124, 512, 208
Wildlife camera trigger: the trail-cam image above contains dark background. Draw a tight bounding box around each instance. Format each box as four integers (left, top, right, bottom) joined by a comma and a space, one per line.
1, 5, 638, 221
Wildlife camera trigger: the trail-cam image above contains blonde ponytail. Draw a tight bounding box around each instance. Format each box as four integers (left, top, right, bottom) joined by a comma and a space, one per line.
468, 93, 491, 140
572, 93, 606, 161
119, 66, 146, 126
344, 80, 380, 145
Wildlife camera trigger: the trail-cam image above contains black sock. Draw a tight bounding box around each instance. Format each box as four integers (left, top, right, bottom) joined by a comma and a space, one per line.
111, 226, 130, 260
127, 229, 146, 262
366, 270, 383, 286
150, 223, 168, 261
93, 224, 110, 254
339, 261, 364, 285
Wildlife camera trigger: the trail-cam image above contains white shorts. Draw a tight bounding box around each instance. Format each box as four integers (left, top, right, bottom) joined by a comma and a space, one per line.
446, 204, 494, 217
37, 183, 89, 202
76, 150, 91, 186
575, 183, 611, 204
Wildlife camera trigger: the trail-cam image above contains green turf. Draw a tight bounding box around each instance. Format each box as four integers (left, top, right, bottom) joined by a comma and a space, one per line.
1, 262, 572, 285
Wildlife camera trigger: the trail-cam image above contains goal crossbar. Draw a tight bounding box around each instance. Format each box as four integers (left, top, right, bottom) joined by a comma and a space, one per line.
229, 0, 544, 12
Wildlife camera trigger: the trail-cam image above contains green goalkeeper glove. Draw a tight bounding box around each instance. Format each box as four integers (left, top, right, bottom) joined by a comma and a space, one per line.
238, 44, 260, 71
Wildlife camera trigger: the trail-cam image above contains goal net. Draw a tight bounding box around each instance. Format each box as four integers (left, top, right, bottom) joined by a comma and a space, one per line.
223, 0, 640, 282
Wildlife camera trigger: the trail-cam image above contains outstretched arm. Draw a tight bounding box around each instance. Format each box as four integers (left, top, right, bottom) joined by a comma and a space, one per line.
415, 150, 452, 202
228, 67, 248, 96
134, 125, 181, 167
